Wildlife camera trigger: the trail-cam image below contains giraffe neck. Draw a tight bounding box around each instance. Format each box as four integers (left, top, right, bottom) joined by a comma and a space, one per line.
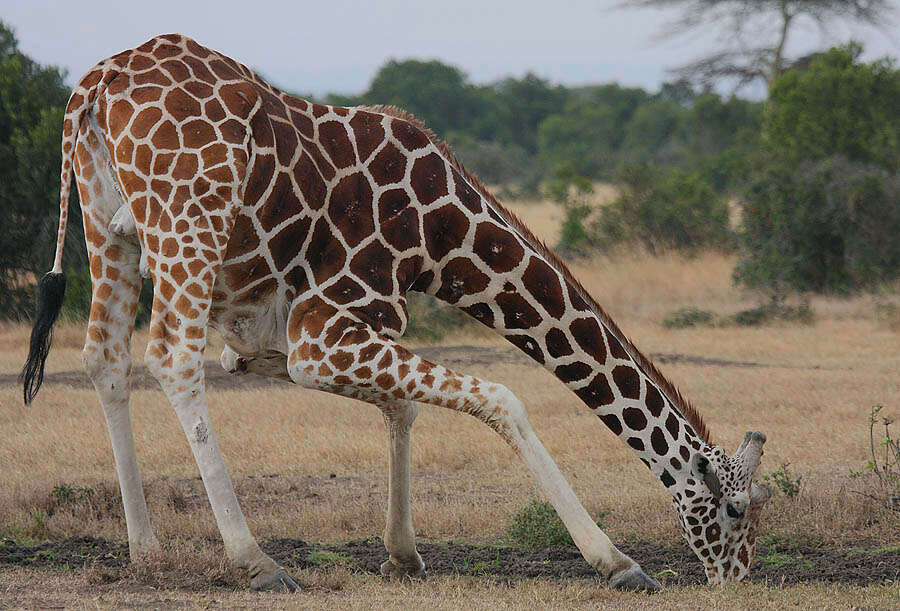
421, 183, 710, 494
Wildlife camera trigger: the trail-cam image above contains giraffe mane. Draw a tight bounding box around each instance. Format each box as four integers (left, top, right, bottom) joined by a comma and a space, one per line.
366, 104, 712, 445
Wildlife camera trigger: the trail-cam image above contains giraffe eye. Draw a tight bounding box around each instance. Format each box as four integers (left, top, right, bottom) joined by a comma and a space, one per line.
726, 503, 743, 519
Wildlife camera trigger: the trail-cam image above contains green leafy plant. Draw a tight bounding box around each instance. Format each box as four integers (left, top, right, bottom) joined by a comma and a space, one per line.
49, 483, 95, 510
307, 550, 354, 566
723, 296, 813, 327
757, 549, 812, 570
662, 307, 715, 329
850, 405, 900, 511
506, 499, 606, 548
593, 164, 731, 255
462, 550, 502, 576
764, 463, 802, 499
544, 161, 596, 255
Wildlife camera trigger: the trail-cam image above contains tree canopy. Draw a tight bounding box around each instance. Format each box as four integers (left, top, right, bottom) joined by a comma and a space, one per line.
736, 45, 900, 293
0, 22, 84, 318
621, 0, 896, 91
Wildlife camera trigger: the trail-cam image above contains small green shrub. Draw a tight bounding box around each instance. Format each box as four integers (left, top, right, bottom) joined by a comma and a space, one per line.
545, 161, 597, 255
764, 463, 803, 499
723, 296, 814, 327
593, 164, 731, 255
506, 499, 606, 547
307, 550, 354, 566
49, 483, 95, 511
662, 307, 715, 329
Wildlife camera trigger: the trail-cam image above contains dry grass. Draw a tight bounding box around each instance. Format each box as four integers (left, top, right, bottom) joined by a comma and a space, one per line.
0, 567, 897, 609
2, 215, 899, 604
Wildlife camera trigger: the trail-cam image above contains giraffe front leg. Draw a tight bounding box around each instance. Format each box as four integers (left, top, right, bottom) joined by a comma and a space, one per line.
285, 316, 659, 591
218, 343, 424, 577
380, 401, 425, 579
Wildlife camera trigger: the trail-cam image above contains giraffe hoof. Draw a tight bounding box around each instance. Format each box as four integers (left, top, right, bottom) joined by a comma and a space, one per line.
250, 567, 301, 592
380, 557, 426, 580
609, 565, 661, 592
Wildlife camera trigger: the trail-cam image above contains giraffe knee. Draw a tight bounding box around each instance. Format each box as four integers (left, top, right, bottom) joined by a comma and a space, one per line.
82, 344, 106, 381
83, 338, 131, 396
382, 401, 419, 431
477, 384, 531, 440
146, 348, 205, 402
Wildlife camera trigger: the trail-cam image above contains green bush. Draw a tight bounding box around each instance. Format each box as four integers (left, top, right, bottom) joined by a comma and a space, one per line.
766, 43, 899, 170
735, 45, 900, 295
723, 296, 813, 327
763, 463, 803, 499
544, 162, 596, 255
506, 499, 606, 548
594, 164, 731, 254
662, 307, 715, 329
735, 156, 900, 294
60, 266, 93, 322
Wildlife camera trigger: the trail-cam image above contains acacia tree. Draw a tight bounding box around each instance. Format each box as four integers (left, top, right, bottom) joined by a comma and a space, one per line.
621, 0, 896, 91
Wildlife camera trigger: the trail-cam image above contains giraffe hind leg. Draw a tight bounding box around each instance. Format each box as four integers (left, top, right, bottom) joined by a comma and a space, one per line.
74, 135, 158, 558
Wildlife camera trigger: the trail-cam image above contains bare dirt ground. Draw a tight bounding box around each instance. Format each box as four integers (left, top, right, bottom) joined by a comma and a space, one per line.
2, 532, 899, 587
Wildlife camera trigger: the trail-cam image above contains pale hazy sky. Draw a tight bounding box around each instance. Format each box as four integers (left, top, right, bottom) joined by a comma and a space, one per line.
4, 0, 897, 97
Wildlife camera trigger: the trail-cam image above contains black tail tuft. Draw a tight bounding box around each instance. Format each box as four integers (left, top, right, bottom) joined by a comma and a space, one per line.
20, 272, 67, 404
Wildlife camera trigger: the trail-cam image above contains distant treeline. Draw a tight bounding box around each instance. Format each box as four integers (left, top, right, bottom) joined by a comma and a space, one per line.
318, 61, 761, 194
1, 18, 898, 323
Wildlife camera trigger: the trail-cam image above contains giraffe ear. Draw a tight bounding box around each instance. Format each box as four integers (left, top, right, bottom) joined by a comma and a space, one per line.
693, 455, 723, 500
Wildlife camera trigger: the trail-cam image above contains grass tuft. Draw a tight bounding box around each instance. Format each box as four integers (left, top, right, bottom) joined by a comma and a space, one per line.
662, 307, 715, 329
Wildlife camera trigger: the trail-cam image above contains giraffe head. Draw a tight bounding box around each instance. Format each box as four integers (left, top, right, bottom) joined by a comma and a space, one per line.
675, 431, 770, 583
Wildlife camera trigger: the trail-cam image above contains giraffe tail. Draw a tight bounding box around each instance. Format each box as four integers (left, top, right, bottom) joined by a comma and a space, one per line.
21, 62, 120, 404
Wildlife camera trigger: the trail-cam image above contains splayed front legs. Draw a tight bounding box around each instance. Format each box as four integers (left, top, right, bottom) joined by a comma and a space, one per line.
219, 344, 426, 578
284, 316, 661, 591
